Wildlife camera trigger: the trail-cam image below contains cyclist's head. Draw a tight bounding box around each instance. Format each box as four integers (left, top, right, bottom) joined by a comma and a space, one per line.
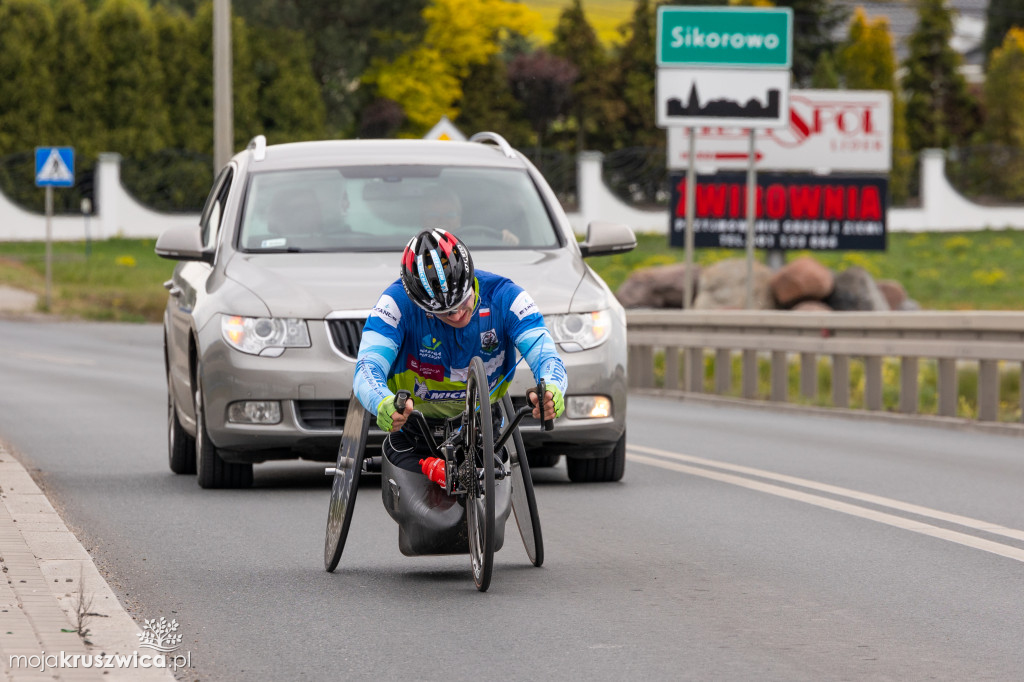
400, 229, 475, 314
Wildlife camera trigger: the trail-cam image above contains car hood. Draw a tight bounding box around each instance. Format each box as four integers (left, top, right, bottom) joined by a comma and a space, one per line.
223, 248, 594, 319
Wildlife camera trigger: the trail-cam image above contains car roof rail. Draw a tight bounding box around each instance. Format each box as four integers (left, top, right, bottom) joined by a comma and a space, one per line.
247, 135, 267, 162
469, 131, 517, 159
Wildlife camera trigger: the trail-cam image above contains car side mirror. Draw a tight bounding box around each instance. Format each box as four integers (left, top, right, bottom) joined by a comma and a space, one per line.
155, 224, 213, 263
578, 221, 637, 258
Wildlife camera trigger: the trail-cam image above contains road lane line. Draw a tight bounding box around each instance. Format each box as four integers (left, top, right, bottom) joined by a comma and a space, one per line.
629, 444, 1024, 543
628, 451, 1024, 564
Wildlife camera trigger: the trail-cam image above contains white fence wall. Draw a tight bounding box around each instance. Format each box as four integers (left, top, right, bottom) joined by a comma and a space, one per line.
2, 148, 1023, 242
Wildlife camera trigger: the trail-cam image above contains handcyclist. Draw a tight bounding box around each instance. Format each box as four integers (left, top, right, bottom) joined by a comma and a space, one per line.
353, 229, 566, 475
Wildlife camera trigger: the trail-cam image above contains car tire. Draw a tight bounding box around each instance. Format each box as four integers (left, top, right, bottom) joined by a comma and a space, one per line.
167, 371, 196, 475
526, 450, 561, 468
566, 432, 626, 483
195, 369, 253, 489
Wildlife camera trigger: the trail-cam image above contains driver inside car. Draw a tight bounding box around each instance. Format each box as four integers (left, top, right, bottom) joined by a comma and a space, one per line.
353, 229, 566, 476
420, 185, 520, 246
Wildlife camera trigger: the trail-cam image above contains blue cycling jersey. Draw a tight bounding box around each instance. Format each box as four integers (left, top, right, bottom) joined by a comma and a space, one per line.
354, 270, 567, 419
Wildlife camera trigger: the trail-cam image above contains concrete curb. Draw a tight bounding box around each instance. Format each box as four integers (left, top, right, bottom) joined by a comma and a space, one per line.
0, 442, 174, 681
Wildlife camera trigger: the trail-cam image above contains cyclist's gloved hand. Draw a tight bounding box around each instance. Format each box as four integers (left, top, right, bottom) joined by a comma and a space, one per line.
378, 395, 413, 432
546, 383, 565, 419
531, 383, 564, 421
376, 397, 398, 432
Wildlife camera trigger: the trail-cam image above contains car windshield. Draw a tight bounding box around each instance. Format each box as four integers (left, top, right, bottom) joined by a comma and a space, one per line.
238, 165, 560, 253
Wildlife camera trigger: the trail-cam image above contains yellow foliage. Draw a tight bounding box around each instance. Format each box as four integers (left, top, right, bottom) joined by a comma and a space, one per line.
365, 0, 541, 135
115, 255, 137, 267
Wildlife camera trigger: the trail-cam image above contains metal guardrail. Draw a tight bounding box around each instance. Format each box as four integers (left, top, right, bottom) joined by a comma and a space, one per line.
626, 311, 1024, 429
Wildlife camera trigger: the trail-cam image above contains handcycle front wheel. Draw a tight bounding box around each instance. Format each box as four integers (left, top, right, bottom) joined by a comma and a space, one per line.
464, 356, 495, 592
324, 404, 371, 572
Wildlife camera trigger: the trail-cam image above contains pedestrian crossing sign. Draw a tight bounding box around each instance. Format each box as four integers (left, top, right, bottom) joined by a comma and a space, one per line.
35, 147, 75, 187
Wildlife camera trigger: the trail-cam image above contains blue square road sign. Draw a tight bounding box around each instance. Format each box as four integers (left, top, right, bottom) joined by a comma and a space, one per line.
35, 147, 75, 188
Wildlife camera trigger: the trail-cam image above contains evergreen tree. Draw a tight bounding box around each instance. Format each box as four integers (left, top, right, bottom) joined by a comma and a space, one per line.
984, 28, 1024, 147
0, 0, 56, 155
236, 0, 429, 136
249, 26, 326, 143
455, 54, 532, 147
902, 0, 979, 150
550, 0, 616, 153
979, 28, 1024, 199
608, 0, 658, 149
52, 0, 103, 160
838, 8, 913, 202
982, 0, 1024, 65
774, 0, 849, 87
93, 0, 170, 156
152, 3, 202, 151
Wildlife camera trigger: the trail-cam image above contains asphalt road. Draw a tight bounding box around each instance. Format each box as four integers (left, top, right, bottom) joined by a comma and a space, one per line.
1, 319, 1023, 681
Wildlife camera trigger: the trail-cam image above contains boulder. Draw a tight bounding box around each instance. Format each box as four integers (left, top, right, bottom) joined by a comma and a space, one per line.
693, 258, 775, 310
616, 262, 701, 308
876, 279, 908, 310
826, 267, 890, 311
791, 299, 833, 312
769, 256, 834, 307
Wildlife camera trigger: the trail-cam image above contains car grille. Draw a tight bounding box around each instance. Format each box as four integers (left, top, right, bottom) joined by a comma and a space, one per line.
326, 318, 364, 358
296, 400, 350, 430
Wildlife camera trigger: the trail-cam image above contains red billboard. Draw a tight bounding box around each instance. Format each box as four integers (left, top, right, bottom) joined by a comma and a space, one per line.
669, 172, 888, 250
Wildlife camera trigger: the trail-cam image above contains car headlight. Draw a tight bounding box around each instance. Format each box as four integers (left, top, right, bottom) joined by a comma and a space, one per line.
221, 315, 311, 357
546, 310, 612, 352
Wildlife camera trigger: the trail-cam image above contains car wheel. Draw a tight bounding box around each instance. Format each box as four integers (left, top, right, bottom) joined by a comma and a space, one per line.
195, 368, 253, 489
167, 370, 196, 475
526, 450, 560, 468
566, 432, 626, 483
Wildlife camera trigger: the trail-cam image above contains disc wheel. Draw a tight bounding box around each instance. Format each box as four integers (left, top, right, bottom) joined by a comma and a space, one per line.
324, 404, 371, 572
500, 395, 543, 567
464, 356, 495, 592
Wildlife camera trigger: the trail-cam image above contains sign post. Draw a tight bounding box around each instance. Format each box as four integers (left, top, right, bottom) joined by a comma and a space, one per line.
35, 147, 75, 311
657, 6, 792, 309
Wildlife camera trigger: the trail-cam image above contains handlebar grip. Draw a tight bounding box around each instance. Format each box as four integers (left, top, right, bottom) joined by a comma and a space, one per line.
394, 390, 411, 413
535, 381, 554, 431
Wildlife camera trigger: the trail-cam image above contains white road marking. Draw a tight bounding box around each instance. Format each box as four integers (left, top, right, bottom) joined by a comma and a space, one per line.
628, 448, 1024, 564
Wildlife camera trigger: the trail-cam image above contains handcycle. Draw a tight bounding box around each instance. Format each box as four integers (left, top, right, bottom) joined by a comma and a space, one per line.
323, 356, 550, 592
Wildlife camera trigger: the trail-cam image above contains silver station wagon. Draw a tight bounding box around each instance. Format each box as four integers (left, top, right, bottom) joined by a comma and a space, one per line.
157, 133, 636, 488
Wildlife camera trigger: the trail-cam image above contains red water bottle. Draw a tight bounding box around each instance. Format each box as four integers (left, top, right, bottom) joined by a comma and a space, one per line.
419, 457, 446, 487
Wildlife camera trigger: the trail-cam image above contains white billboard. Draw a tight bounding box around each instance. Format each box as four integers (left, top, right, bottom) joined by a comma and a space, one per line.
667, 89, 892, 172
656, 68, 790, 129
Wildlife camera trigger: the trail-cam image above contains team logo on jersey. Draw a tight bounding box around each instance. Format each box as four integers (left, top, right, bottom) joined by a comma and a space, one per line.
480, 329, 498, 353
408, 355, 444, 381
421, 334, 441, 350
371, 294, 401, 328
510, 291, 538, 320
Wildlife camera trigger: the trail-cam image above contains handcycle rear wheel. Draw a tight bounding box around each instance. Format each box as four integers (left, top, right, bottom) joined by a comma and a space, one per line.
464, 356, 495, 592
324, 404, 371, 572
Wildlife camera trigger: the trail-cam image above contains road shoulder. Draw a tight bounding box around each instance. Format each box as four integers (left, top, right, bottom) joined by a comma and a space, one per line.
0, 441, 174, 680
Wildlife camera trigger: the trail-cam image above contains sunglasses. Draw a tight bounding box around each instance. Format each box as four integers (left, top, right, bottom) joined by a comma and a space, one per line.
438, 289, 475, 318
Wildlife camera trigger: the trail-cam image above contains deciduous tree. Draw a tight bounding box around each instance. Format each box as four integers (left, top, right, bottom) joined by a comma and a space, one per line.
365, 0, 539, 135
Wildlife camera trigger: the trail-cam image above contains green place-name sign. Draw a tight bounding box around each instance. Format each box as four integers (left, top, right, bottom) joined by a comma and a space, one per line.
657, 7, 793, 68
